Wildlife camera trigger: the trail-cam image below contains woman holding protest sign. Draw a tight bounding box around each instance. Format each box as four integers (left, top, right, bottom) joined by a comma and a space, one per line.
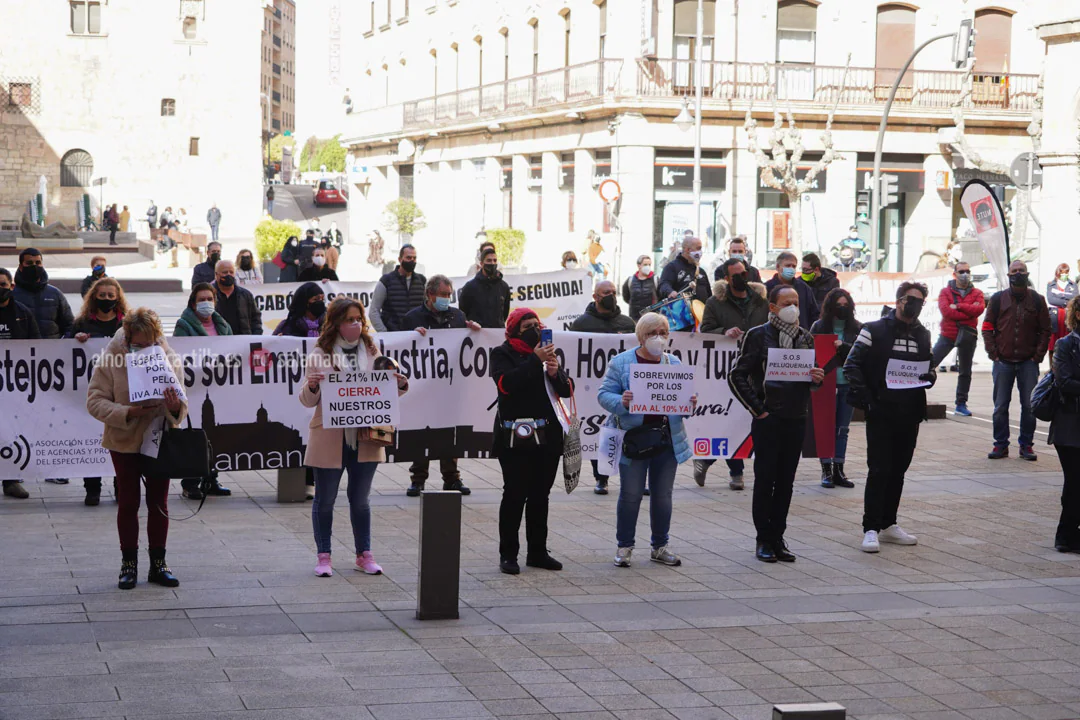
810, 288, 862, 490
67, 276, 129, 506
729, 285, 824, 563
598, 312, 693, 569
301, 298, 408, 577
86, 308, 187, 589
491, 308, 572, 575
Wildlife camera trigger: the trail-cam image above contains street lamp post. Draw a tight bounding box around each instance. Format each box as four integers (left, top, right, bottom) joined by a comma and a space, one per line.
673, 0, 705, 242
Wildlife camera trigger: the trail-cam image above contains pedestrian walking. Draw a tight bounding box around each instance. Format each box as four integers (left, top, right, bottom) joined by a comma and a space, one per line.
266, 186, 275, 216
206, 203, 222, 242
729, 285, 824, 563
119, 205, 130, 233
106, 204, 120, 246
932, 261, 985, 416
369, 245, 425, 332
146, 201, 158, 231
279, 236, 300, 283
845, 282, 935, 553
622, 255, 659, 322
1051, 297, 1080, 553
810, 288, 861, 489
982, 261, 1051, 461
460, 247, 511, 328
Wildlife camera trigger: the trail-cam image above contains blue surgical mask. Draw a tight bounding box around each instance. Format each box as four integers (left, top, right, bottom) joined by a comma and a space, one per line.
730, 253, 745, 262
195, 301, 215, 318
780, 266, 796, 280
434, 296, 451, 312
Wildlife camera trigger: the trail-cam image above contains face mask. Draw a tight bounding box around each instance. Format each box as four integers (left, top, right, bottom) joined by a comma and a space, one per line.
834, 305, 851, 320
307, 300, 326, 317
730, 253, 745, 262
0, 288, 9, 303
218, 275, 235, 287
565, 260, 578, 269
689, 250, 703, 262
519, 326, 541, 348
433, 296, 451, 312
849, 231, 859, 239
313, 256, 326, 267
338, 321, 363, 343
1061, 274, 1071, 283
730, 273, 748, 292
777, 305, 800, 325
401, 260, 417, 273
780, 266, 796, 281
208, 253, 221, 266
93, 266, 105, 276
483, 264, 498, 277
644, 335, 666, 357
195, 300, 215, 318
801, 272, 816, 283
902, 297, 924, 320
640, 264, 652, 274
596, 294, 616, 312
97, 298, 118, 313
240, 257, 253, 271
1008, 272, 1029, 288
20, 265, 44, 283
956, 271, 971, 285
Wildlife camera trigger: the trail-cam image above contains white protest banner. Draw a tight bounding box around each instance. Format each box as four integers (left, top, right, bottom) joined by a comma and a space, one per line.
321, 370, 399, 428
139, 416, 165, 459
248, 269, 591, 335
886, 358, 931, 389
596, 425, 625, 476
765, 348, 815, 382
126, 345, 186, 403
627, 365, 696, 415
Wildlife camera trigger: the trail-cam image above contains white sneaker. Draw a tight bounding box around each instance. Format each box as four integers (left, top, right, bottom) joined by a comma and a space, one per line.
614, 547, 633, 567
861, 530, 880, 553
879, 524, 918, 546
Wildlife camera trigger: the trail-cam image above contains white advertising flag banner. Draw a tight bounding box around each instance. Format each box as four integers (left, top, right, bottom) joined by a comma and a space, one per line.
0, 331, 751, 480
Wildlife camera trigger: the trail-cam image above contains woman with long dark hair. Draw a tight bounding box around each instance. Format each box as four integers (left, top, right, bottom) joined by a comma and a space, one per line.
811, 287, 862, 489
1052, 296, 1080, 553
273, 282, 326, 338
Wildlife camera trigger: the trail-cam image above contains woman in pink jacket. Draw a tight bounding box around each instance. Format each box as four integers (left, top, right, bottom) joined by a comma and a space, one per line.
302, 297, 407, 577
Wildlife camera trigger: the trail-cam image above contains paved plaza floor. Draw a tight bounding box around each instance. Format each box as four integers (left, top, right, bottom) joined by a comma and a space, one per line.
2, 374, 1080, 720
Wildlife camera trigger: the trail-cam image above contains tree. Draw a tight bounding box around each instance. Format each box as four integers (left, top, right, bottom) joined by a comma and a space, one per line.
383, 198, 426, 245
268, 134, 295, 164
744, 54, 851, 255
299, 135, 319, 172
314, 135, 347, 173
486, 228, 526, 267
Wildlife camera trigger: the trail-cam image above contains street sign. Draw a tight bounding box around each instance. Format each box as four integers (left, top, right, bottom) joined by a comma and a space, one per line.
92, 177, 107, 186
1010, 152, 1043, 189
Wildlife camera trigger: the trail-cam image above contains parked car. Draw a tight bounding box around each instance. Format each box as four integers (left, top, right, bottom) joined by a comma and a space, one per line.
313, 179, 347, 207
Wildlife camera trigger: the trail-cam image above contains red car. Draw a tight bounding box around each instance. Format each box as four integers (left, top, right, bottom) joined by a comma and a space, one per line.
313, 179, 347, 207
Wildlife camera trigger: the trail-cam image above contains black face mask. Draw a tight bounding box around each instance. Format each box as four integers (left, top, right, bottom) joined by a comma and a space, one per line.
218, 275, 235, 287
0, 288, 10, 303
307, 300, 326, 317
208, 253, 221, 266
401, 261, 417, 273
833, 305, 851, 320
239, 257, 253, 271
902, 297, 924, 320
96, 298, 118, 313
483, 264, 498, 277
598, 294, 617, 312
729, 273, 748, 292
92, 266, 105, 276
18, 265, 46, 285
519, 326, 541, 348
1009, 272, 1029, 288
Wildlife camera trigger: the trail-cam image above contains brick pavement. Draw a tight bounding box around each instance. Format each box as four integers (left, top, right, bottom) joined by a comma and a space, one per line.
2, 373, 1080, 720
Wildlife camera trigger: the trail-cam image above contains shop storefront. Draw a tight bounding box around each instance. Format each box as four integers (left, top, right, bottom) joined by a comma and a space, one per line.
755, 153, 828, 266
652, 150, 727, 258
855, 153, 926, 271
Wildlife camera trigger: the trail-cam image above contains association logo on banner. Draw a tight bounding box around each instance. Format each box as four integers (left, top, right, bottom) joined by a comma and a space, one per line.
970, 196, 998, 231
693, 438, 728, 457
1, 435, 31, 471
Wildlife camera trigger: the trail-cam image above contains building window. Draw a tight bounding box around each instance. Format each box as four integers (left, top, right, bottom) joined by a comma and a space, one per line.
161, 98, 176, 116
60, 149, 93, 187
673, 0, 715, 93
776, 0, 817, 100
8, 83, 32, 108
875, 5, 916, 91
189, 137, 200, 156
598, 1, 607, 58
182, 16, 197, 39
70, 1, 102, 35
974, 8, 1013, 76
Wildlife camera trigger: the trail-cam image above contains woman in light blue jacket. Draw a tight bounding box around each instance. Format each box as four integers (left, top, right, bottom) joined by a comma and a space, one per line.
598, 312, 693, 569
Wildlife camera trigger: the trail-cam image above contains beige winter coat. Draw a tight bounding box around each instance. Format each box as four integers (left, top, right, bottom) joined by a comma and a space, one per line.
86, 334, 188, 454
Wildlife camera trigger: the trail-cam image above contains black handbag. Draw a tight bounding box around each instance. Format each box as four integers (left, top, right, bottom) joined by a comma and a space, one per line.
622, 419, 672, 460
141, 416, 213, 480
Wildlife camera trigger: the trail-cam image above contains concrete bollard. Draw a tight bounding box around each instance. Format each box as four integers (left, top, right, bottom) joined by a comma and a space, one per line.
416, 490, 461, 620
773, 702, 845, 720
276, 467, 308, 503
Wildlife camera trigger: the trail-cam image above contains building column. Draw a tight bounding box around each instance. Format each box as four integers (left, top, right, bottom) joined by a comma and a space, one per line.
612, 137, 656, 283
575, 148, 601, 245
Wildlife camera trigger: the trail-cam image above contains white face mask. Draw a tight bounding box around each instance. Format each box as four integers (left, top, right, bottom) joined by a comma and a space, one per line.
777, 305, 800, 325
644, 335, 666, 357
689, 250, 703, 262
195, 300, 215, 318
313, 256, 326, 267
565, 260, 578, 269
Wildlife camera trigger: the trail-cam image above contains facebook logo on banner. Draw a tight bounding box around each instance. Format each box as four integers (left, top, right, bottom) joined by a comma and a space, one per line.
693, 438, 729, 456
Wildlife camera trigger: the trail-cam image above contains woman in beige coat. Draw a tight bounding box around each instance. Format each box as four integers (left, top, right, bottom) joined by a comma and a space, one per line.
302, 297, 407, 578
86, 308, 187, 590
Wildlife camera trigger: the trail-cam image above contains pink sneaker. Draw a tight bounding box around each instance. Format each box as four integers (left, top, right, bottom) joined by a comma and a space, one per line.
314, 553, 333, 577
356, 551, 382, 575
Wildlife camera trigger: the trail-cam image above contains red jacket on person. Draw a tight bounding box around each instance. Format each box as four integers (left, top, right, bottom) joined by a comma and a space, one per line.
937, 281, 985, 341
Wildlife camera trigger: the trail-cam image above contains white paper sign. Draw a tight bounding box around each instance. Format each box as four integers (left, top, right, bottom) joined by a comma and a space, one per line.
628, 365, 696, 415
886, 358, 931, 389
139, 416, 165, 458
596, 425, 626, 476
321, 370, 400, 428
126, 346, 186, 404
765, 348, 816, 382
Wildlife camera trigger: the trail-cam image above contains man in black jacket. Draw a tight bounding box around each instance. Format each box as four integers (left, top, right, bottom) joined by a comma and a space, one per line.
402, 275, 479, 497
569, 280, 634, 494
715, 236, 762, 284
12, 249, 73, 339
844, 281, 935, 554
80, 256, 108, 297
0, 268, 38, 498
191, 241, 222, 286
658, 235, 710, 304
699, 258, 769, 490
764, 252, 819, 330
460, 247, 511, 328
801, 252, 840, 309
213, 260, 263, 335
370, 245, 426, 332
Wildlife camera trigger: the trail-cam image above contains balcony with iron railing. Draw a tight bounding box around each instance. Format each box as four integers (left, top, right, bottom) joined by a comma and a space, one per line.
273, 7, 281, 19
273, 35, 281, 48
272, 91, 281, 104
272, 63, 281, 76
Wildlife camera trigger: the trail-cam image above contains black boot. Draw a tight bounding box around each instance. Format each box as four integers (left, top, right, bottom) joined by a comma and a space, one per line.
832, 462, 855, 488
84, 478, 101, 506
147, 548, 179, 587
594, 478, 608, 495
118, 550, 138, 590
406, 480, 424, 497
820, 462, 834, 488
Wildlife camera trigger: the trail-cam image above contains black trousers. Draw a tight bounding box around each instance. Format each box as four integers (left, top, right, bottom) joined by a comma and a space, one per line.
497, 446, 561, 561
751, 415, 805, 543
409, 458, 460, 483
1056, 445, 1080, 546
863, 416, 920, 532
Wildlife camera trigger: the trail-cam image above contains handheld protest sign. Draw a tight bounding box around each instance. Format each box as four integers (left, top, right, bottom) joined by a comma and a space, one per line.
126, 345, 186, 405
628, 365, 696, 415
320, 369, 400, 428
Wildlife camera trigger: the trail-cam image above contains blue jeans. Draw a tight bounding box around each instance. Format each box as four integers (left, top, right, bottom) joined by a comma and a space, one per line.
310, 442, 378, 554
822, 384, 854, 463
992, 359, 1039, 449
616, 449, 677, 549
210, 224, 219, 242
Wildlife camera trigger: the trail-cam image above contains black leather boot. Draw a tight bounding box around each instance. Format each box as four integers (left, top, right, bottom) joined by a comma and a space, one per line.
147, 548, 179, 588
118, 550, 138, 590
406, 480, 424, 497
820, 462, 834, 488
832, 462, 855, 488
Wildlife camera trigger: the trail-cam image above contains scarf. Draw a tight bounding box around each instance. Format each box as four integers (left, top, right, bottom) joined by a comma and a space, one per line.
768, 312, 805, 349
332, 338, 368, 450
505, 307, 541, 355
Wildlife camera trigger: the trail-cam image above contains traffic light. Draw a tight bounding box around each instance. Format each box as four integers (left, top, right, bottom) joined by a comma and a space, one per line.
879, 174, 899, 209
953, 19, 976, 69
856, 190, 871, 222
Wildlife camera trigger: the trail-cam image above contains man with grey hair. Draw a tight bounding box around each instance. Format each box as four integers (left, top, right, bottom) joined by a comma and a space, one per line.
401, 274, 480, 496
658, 235, 710, 303
213, 259, 262, 335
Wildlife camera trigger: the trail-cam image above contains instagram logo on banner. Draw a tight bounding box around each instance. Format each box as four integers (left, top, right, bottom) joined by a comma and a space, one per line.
693, 438, 711, 456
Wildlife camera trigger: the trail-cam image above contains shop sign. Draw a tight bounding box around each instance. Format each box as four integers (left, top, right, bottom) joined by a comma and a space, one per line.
654, 161, 726, 191
952, 167, 1012, 188
758, 165, 827, 193
857, 168, 925, 193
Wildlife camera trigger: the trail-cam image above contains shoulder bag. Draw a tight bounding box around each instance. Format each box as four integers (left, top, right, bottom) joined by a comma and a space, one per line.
141, 415, 212, 480
551, 384, 581, 494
